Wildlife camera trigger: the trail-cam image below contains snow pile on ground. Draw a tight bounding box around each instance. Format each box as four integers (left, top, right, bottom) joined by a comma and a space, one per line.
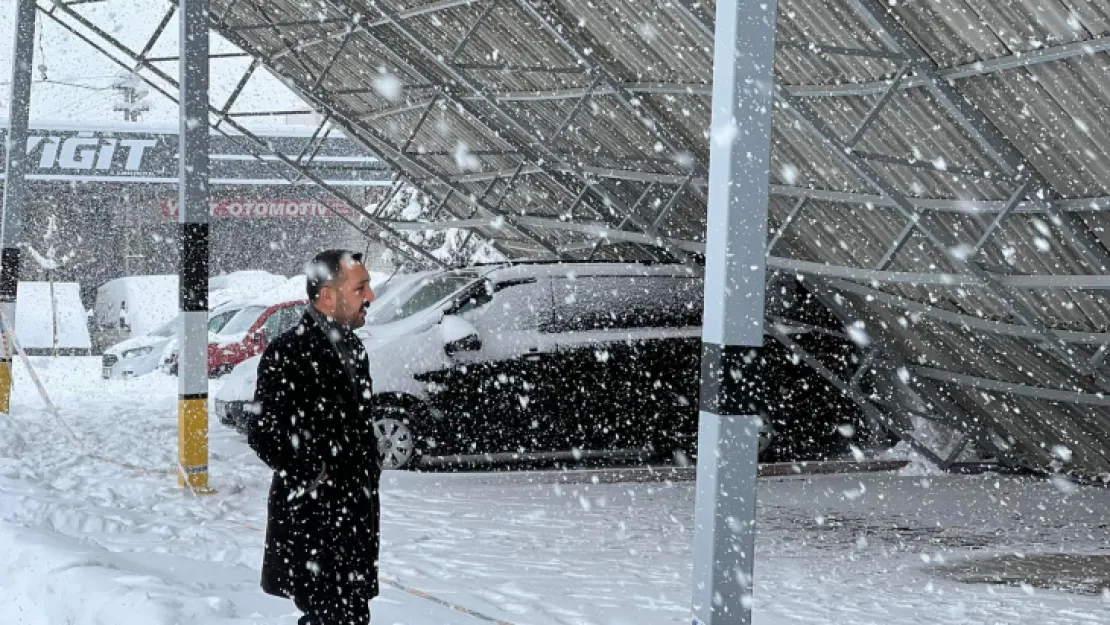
0, 357, 1107, 625
0, 415, 25, 477
0, 527, 243, 625
882, 415, 968, 476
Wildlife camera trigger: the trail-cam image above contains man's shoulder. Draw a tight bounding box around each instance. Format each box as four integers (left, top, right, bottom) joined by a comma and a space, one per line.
261, 319, 316, 360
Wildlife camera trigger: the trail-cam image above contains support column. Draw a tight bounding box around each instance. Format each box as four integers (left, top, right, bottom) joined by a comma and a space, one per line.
178, 0, 212, 492
0, 0, 37, 413
691, 0, 778, 623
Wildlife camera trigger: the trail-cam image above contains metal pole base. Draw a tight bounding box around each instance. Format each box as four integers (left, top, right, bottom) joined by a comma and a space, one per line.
691, 412, 761, 625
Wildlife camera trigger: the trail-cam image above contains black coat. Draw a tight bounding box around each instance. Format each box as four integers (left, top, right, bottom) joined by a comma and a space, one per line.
247, 311, 380, 602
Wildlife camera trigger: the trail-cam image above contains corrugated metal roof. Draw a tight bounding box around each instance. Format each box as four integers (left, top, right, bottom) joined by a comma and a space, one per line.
203, 0, 1110, 478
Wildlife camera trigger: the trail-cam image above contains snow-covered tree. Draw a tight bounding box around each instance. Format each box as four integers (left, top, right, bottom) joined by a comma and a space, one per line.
372, 185, 505, 268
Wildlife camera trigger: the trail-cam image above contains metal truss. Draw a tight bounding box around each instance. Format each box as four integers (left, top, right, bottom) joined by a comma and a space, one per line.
767, 321, 952, 468
826, 278, 1110, 346
768, 236, 981, 469
306, 0, 699, 266
39, 1, 453, 269
203, 2, 580, 261
43, 0, 571, 266
219, 0, 607, 261
845, 0, 1110, 280
775, 86, 1102, 389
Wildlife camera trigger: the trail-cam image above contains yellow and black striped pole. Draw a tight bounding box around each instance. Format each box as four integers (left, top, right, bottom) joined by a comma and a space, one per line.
0, 0, 37, 414
177, 0, 212, 492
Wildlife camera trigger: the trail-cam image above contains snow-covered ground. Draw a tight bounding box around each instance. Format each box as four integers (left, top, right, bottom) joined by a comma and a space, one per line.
0, 357, 1107, 624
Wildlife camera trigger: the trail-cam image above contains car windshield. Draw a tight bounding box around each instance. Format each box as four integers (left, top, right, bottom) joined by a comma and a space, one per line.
208, 309, 238, 333
149, 317, 180, 338
218, 306, 267, 336
367, 272, 479, 325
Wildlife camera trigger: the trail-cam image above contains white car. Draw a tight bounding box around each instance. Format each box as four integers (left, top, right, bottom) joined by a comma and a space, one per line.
101, 299, 249, 380
215, 263, 785, 470
101, 317, 179, 380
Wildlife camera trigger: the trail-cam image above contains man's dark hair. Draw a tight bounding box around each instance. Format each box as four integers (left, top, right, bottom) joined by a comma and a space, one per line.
305, 249, 364, 302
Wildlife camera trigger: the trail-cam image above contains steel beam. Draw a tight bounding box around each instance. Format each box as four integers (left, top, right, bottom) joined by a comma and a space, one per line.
874, 218, 917, 271
970, 178, 1034, 257
765, 185, 1110, 215
776, 89, 1099, 381
138, 4, 177, 60
845, 63, 911, 148
766, 197, 806, 254
780, 40, 904, 61
826, 277, 1110, 346
767, 255, 1110, 289
446, 0, 499, 64
912, 366, 1110, 407
854, 150, 993, 179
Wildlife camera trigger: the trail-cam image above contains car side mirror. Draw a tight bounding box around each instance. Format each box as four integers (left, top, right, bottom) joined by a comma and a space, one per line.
253, 328, 269, 348
441, 315, 481, 355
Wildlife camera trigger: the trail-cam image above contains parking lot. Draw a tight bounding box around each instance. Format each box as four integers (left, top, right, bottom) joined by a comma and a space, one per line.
0, 356, 1101, 624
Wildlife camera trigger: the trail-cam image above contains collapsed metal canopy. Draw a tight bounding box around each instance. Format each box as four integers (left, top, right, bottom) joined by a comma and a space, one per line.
42, 0, 1110, 478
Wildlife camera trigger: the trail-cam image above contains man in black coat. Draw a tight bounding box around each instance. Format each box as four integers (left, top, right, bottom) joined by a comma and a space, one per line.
248, 249, 380, 625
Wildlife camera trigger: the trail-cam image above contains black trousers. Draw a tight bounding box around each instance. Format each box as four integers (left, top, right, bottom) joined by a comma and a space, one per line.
295, 588, 371, 625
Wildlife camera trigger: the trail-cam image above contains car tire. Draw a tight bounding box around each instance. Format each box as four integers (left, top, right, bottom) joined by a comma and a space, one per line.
373, 404, 423, 470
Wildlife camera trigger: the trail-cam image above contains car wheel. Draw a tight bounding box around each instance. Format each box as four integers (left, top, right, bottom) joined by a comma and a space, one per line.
373, 405, 422, 470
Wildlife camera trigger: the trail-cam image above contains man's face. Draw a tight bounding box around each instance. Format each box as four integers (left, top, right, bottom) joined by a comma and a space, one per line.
323, 260, 375, 329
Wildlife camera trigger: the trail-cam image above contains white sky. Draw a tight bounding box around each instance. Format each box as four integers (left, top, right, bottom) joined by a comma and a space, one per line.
0, 0, 311, 127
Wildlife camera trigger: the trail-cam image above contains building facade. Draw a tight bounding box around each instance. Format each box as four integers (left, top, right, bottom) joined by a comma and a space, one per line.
0, 121, 393, 309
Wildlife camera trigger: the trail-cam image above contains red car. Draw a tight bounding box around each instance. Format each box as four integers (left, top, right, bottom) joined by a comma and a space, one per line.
206, 299, 308, 377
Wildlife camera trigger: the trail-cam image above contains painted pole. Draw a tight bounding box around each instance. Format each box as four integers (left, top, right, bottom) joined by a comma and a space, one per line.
0, 0, 37, 413
178, 0, 212, 492
690, 0, 778, 623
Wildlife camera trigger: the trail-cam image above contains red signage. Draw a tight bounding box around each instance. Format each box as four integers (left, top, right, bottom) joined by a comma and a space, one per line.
160, 199, 360, 219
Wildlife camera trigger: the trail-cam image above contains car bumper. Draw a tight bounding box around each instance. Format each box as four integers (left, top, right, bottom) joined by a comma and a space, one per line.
101, 361, 146, 380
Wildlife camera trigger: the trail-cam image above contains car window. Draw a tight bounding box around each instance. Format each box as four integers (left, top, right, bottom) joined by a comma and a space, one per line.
263, 307, 288, 338
149, 317, 179, 338
367, 272, 480, 325
208, 310, 237, 333
463, 279, 551, 331
280, 305, 306, 333
219, 306, 267, 335
547, 276, 703, 332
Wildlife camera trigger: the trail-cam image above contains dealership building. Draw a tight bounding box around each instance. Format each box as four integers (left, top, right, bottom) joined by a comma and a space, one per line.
0, 120, 392, 308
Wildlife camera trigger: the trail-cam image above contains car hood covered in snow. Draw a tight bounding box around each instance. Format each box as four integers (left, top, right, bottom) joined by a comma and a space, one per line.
104, 332, 172, 357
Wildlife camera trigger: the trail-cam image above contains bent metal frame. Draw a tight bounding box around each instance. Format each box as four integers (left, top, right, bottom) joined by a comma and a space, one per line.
10, 0, 1110, 623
